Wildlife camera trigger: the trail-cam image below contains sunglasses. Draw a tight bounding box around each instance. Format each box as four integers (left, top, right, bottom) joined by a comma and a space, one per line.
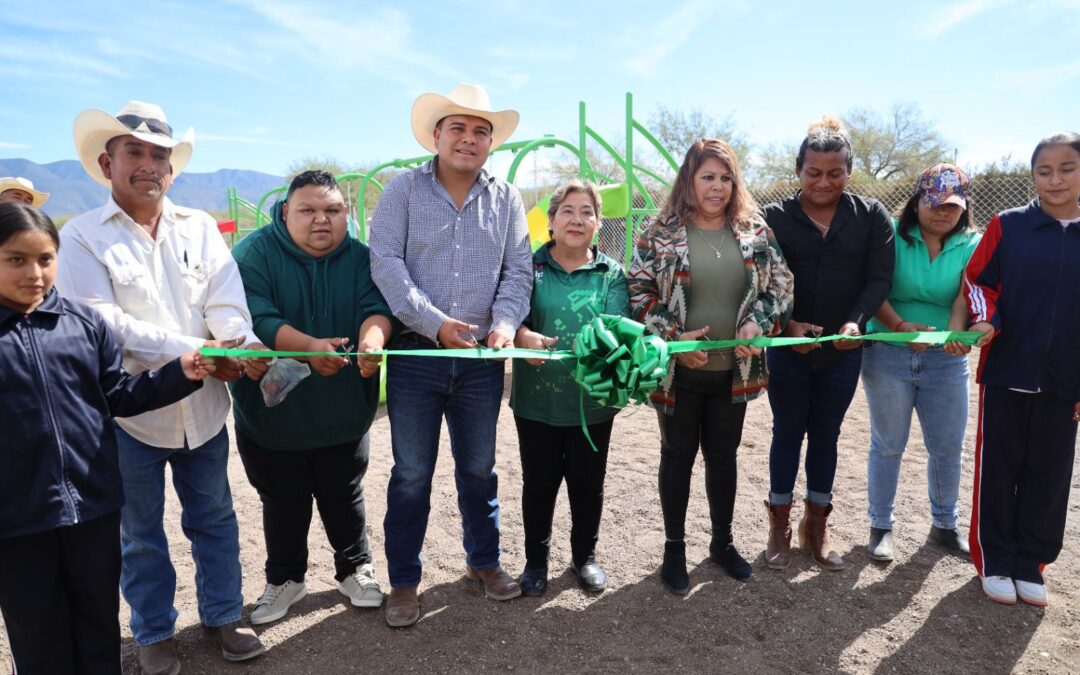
116, 114, 174, 137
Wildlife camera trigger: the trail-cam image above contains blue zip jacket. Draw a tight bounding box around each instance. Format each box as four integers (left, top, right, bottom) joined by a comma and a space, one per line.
964, 200, 1080, 401
0, 290, 201, 539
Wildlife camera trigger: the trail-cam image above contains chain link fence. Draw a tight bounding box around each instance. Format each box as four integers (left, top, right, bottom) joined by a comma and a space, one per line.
595, 174, 1038, 265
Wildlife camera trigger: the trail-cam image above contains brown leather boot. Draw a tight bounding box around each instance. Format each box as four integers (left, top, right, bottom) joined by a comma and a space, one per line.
764, 500, 793, 570
798, 499, 845, 571
385, 586, 420, 627
466, 565, 522, 600
137, 638, 180, 675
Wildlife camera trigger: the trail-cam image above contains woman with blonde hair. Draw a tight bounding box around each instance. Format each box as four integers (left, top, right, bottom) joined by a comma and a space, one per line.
628, 139, 794, 593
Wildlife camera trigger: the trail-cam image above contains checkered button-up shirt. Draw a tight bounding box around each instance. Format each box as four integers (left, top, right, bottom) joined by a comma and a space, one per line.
369, 160, 532, 341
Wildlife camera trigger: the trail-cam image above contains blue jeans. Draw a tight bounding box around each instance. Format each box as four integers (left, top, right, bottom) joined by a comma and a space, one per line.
861, 342, 969, 530
767, 347, 862, 504
384, 345, 505, 588
114, 424, 242, 645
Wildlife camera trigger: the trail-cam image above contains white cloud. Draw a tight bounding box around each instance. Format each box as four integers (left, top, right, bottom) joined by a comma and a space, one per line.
0, 141, 32, 149
0, 39, 127, 81
922, 0, 995, 38
488, 67, 531, 90
998, 61, 1080, 91
232, 1, 460, 84
625, 1, 715, 77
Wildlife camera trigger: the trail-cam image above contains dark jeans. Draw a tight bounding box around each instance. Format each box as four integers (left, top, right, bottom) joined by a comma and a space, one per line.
0, 511, 121, 675
971, 386, 1078, 583
657, 367, 748, 552
767, 347, 862, 503
515, 415, 613, 569
384, 345, 505, 588
237, 430, 372, 584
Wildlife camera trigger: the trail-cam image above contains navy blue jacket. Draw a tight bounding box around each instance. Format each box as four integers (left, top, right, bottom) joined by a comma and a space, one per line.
965, 200, 1080, 401
0, 290, 201, 539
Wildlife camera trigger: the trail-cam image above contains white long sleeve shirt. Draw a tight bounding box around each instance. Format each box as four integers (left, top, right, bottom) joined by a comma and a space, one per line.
56, 196, 259, 449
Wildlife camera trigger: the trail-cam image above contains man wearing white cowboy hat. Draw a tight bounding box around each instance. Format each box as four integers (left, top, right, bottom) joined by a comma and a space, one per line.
55, 100, 268, 671
0, 176, 49, 207
370, 83, 533, 627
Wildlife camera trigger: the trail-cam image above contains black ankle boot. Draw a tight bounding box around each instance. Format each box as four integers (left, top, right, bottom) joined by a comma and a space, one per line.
661, 541, 689, 595
712, 543, 753, 581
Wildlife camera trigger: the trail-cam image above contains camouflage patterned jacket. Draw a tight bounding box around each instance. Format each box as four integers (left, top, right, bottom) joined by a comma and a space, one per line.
627, 213, 794, 412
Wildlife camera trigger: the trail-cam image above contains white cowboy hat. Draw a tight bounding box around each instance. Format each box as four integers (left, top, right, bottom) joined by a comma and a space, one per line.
0, 176, 49, 207
411, 83, 519, 154
73, 100, 195, 188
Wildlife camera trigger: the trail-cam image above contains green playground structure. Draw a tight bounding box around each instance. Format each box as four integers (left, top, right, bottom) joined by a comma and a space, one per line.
224, 93, 679, 268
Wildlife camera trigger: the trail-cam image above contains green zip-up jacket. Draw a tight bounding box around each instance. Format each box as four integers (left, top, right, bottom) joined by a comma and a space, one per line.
230, 200, 394, 450
510, 243, 631, 426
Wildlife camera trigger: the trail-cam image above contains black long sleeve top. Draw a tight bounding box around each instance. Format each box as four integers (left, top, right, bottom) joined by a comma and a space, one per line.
762, 191, 895, 369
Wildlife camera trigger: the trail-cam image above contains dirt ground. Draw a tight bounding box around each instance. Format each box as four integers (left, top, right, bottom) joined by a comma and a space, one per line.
3, 355, 1079, 674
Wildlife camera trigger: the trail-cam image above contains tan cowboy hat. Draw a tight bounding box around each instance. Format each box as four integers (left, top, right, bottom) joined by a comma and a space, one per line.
0, 176, 49, 207
411, 83, 519, 154
73, 100, 195, 188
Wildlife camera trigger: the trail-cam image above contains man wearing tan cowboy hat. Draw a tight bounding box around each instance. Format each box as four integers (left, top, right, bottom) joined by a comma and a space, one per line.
369, 83, 533, 627
55, 100, 268, 672
0, 176, 49, 207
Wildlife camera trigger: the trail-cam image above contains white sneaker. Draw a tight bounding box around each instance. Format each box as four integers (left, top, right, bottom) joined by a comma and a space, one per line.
1014, 579, 1048, 607
251, 580, 308, 625
339, 563, 384, 608
981, 575, 1017, 605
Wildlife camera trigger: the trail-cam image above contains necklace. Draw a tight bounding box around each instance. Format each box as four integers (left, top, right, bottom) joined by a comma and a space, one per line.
694, 226, 729, 259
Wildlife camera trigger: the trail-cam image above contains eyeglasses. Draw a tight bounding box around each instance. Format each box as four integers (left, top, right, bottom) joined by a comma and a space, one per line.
116, 114, 174, 137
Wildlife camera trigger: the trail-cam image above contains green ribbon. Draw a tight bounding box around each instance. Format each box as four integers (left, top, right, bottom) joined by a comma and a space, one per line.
200, 319, 981, 453
198, 346, 574, 360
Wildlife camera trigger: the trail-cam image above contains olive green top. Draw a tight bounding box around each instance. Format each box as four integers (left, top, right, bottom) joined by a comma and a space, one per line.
685, 226, 749, 371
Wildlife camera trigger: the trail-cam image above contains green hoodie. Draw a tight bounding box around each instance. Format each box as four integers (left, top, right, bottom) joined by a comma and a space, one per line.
230, 200, 393, 450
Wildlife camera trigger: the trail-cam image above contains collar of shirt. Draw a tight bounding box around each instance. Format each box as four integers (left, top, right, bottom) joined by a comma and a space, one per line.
0, 287, 66, 325
421, 158, 497, 207
534, 242, 610, 274
789, 190, 856, 233
904, 223, 972, 253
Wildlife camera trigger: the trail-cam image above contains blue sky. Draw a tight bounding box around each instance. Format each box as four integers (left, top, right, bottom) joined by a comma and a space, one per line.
2, 0, 1078, 181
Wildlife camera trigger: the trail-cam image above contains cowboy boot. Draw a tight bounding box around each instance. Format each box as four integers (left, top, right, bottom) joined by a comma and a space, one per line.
798, 500, 845, 571
764, 500, 793, 570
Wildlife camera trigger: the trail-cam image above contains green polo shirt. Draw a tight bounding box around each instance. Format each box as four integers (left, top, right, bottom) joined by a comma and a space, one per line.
867, 223, 980, 334
510, 243, 632, 426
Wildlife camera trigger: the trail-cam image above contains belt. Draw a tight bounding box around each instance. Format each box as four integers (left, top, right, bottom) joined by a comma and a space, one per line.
399, 331, 438, 347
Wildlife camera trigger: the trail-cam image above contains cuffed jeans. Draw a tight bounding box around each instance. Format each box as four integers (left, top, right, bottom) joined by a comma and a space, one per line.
384, 343, 505, 588
767, 347, 862, 505
114, 424, 242, 646
861, 342, 968, 530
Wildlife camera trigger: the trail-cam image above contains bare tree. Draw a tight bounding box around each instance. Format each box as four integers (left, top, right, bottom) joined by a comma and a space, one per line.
648, 105, 752, 168
283, 155, 401, 213
749, 141, 801, 188
844, 103, 950, 181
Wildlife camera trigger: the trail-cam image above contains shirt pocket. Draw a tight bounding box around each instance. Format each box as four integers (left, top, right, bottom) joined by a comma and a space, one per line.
180, 265, 210, 307
106, 262, 155, 313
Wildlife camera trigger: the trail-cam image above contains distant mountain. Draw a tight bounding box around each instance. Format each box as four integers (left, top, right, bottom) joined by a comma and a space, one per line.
0, 158, 284, 217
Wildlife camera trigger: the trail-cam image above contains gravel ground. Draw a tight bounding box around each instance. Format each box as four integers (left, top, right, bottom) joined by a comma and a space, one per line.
3, 355, 1078, 674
